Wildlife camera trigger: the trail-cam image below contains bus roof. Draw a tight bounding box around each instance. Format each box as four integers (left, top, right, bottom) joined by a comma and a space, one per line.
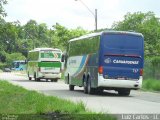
69, 31, 143, 42
69, 32, 102, 42
29, 48, 62, 52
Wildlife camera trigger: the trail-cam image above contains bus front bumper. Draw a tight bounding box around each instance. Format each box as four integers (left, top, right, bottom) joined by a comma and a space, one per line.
98, 74, 143, 89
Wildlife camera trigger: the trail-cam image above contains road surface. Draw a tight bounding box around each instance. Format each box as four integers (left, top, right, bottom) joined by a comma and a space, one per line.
0, 72, 160, 114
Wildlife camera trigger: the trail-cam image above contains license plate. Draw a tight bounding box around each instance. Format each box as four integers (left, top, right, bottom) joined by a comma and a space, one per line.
45, 67, 54, 70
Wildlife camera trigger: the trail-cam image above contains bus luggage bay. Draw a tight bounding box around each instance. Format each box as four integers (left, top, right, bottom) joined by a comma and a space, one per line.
64, 31, 144, 96
27, 48, 62, 82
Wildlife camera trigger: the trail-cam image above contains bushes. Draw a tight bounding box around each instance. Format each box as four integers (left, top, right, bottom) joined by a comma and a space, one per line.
144, 57, 160, 80
142, 79, 160, 91
0, 62, 7, 70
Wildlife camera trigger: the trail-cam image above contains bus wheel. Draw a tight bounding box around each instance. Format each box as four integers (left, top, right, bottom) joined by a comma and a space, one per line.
29, 77, 32, 80
83, 80, 88, 94
69, 84, 74, 91
28, 72, 32, 80
34, 73, 39, 81
87, 78, 94, 94
118, 89, 130, 96
51, 79, 58, 82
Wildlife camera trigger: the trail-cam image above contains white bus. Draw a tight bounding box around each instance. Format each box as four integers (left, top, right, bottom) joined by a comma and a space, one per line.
27, 48, 62, 82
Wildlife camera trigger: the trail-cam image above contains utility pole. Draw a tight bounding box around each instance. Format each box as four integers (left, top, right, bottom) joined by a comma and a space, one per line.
75, 0, 97, 31
95, 9, 97, 31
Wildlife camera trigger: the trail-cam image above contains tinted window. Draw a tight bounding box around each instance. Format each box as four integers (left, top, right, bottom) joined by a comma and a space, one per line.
101, 34, 144, 55
69, 36, 100, 56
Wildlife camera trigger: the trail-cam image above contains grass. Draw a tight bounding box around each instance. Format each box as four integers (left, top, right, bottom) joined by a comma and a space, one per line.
142, 79, 160, 91
0, 80, 116, 120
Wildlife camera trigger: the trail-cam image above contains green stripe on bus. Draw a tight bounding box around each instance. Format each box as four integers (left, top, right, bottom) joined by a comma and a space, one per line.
38, 62, 61, 67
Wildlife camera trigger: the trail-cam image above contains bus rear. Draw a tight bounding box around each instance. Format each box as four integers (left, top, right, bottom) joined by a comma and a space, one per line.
98, 32, 144, 95
27, 48, 62, 82
38, 49, 62, 81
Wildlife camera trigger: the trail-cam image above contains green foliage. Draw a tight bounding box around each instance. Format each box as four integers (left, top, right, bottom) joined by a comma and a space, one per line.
0, 19, 87, 63
5, 52, 26, 67
0, 81, 116, 120
144, 57, 160, 80
142, 79, 160, 91
0, 0, 7, 18
0, 62, 6, 69
150, 56, 160, 66
0, 50, 6, 62
0, 0, 88, 63
52, 23, 88, 50
0, 80, 85, 114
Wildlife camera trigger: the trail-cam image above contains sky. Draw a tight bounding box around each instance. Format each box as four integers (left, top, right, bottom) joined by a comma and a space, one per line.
4, 0, 160, 30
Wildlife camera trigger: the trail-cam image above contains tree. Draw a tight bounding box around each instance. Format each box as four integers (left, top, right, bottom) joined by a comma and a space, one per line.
37, 23, 50, 47
5, 52, 26, 67
0, 0, 7, 18
52, 23, 88, 50
0, 0, 7, 63
23, 20, 39, 49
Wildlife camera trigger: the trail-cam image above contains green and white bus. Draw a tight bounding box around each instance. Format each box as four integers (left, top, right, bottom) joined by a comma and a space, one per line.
27, 48, 62, 82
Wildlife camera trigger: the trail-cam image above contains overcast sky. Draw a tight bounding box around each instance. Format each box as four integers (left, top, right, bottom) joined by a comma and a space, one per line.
4, 0, 160, 30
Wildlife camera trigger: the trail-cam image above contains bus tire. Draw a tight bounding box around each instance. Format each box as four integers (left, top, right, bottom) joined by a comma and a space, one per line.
34, 73, 40, 81
83, 80, 88, 94
34, 74, 37, 81
118, 89, 130, 96
67, 74, 69, 84
28, 72, 32, 80
87, 77, 94, 94
69, 84, 74, 91
51, 79, 58, 82
29, 77, 32, 80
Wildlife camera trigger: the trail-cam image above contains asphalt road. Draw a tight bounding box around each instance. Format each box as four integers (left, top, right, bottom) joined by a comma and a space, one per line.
0, 72, 160, 114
